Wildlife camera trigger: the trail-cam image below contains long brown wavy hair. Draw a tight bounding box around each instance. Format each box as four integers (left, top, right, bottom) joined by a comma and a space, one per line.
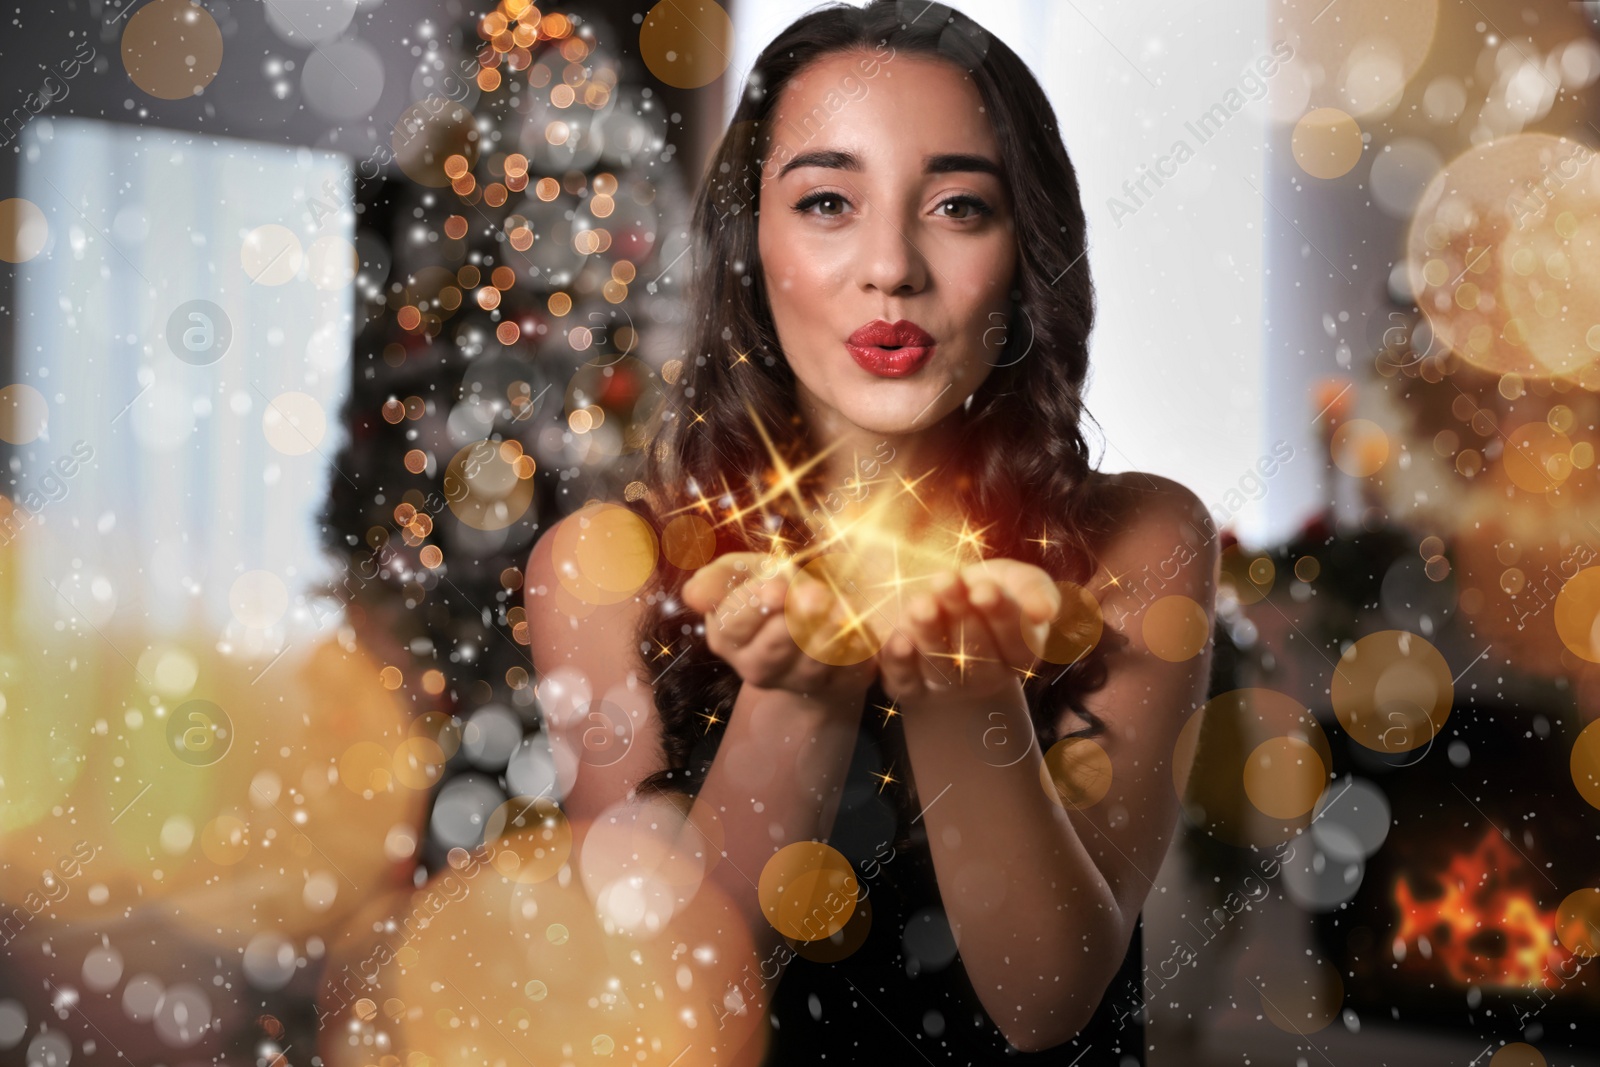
622, 0, 1119, 840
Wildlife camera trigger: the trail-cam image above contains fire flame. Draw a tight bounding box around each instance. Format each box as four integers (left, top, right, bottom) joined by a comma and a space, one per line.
1391, 826, 1571, 988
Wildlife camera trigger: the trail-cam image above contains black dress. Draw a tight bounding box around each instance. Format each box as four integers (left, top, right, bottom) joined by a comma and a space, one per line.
758, 703, 1147, 1066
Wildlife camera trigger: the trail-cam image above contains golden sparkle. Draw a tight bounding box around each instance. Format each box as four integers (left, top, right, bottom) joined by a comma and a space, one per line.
657, 405, 1042, 663
946, 517, 993, 562
1027, 525, 1057, 551
890, 468, 934, 513
921, 619, 992, 682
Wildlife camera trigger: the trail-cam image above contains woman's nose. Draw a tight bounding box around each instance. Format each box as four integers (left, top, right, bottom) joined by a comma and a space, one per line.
857, 207, 929, 297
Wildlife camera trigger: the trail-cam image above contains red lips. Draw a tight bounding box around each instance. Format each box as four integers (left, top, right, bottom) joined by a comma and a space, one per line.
845, 319, 936, 378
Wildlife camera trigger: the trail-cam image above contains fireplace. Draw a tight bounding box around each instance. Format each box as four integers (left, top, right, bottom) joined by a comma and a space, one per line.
1315, 695, 1600, 1049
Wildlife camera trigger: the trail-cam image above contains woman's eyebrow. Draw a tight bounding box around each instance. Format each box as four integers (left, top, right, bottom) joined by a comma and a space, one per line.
776, 149, 860, 179
775, 149, 1002, 180
925, 152, 1002, 178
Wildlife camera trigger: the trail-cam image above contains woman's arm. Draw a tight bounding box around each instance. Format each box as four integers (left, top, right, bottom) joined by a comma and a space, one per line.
526, 521, 874, 1024
885, 475, 1219, 1051
689, 677, 866, 1023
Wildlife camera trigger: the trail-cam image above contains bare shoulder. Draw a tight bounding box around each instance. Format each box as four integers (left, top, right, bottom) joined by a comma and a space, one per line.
1080, 470, 1218, 593
521, 512, 571, 651
522, 506, 667, 818
522, 513, 579, 676
522, 510, 568, 602
522, 508, 650, 670
1083, 469, 1210, 528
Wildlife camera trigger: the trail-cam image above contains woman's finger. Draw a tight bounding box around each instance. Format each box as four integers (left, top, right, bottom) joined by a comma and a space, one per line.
788, 570, 835, 625
903, 591, 959, 692
966, 576, 1033, 672
748, 575, 847, 680
779, 569, 840, 660
737, 616, 800, 687
711, 573, 784, 649
928, 575, 985, 684
878, 631, 925, 702
926, 572, 992, 667
686, 552, 787, 615
928, 570, 968, 619
965, 558, 1060, 624
948, 592, 1005, 679
684, 554, 752, 614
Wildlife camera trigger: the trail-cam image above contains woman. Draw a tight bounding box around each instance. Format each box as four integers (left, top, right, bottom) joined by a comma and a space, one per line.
526, 1, 1218, 1062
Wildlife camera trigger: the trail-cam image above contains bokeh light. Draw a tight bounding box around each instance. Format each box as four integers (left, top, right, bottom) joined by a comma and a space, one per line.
783, 553, 884, 667
661, 513, 718, 570
548, 499, 658, 601
1141, 594, 1210, 662
1330, 630, 1453, 754
1572, 718, 1600, 810
1555, 566, 1600, 662
121, 0, 224, 99
241, 223, 304, 285
1491, 1045, 1549, 1067
0, 198, 48, 263
1555, 887, 1600, 957
1407, 133, 1600, 381
1242, 736, 1327, 820
261, 391, 328, 456
393, 99, 480, 187
1277, 0, 1439, 119
317, 834, 767, 1067
639, 0, 733, 89
1291, 107, 1364, 179
1330, 418, 1390, 477
1174, 688, 1333, 846
1021, 580, 1103, 665
0, 383, 48, 445
757, 841, 858, 942
1039, 737, 1113, 809
444, 438, 538, 532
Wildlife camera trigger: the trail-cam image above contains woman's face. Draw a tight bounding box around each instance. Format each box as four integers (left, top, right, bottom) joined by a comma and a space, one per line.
757, 51, 1017, 441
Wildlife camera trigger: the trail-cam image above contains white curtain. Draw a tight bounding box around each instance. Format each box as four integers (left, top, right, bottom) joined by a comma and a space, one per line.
12, 118, 354, 655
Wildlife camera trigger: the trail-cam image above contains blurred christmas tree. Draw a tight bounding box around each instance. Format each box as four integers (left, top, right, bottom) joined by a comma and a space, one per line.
315, 0, 693, 874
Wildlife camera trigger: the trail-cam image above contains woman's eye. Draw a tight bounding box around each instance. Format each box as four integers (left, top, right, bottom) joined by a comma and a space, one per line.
795, 193, 848, 217
938, 196, 992, 220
